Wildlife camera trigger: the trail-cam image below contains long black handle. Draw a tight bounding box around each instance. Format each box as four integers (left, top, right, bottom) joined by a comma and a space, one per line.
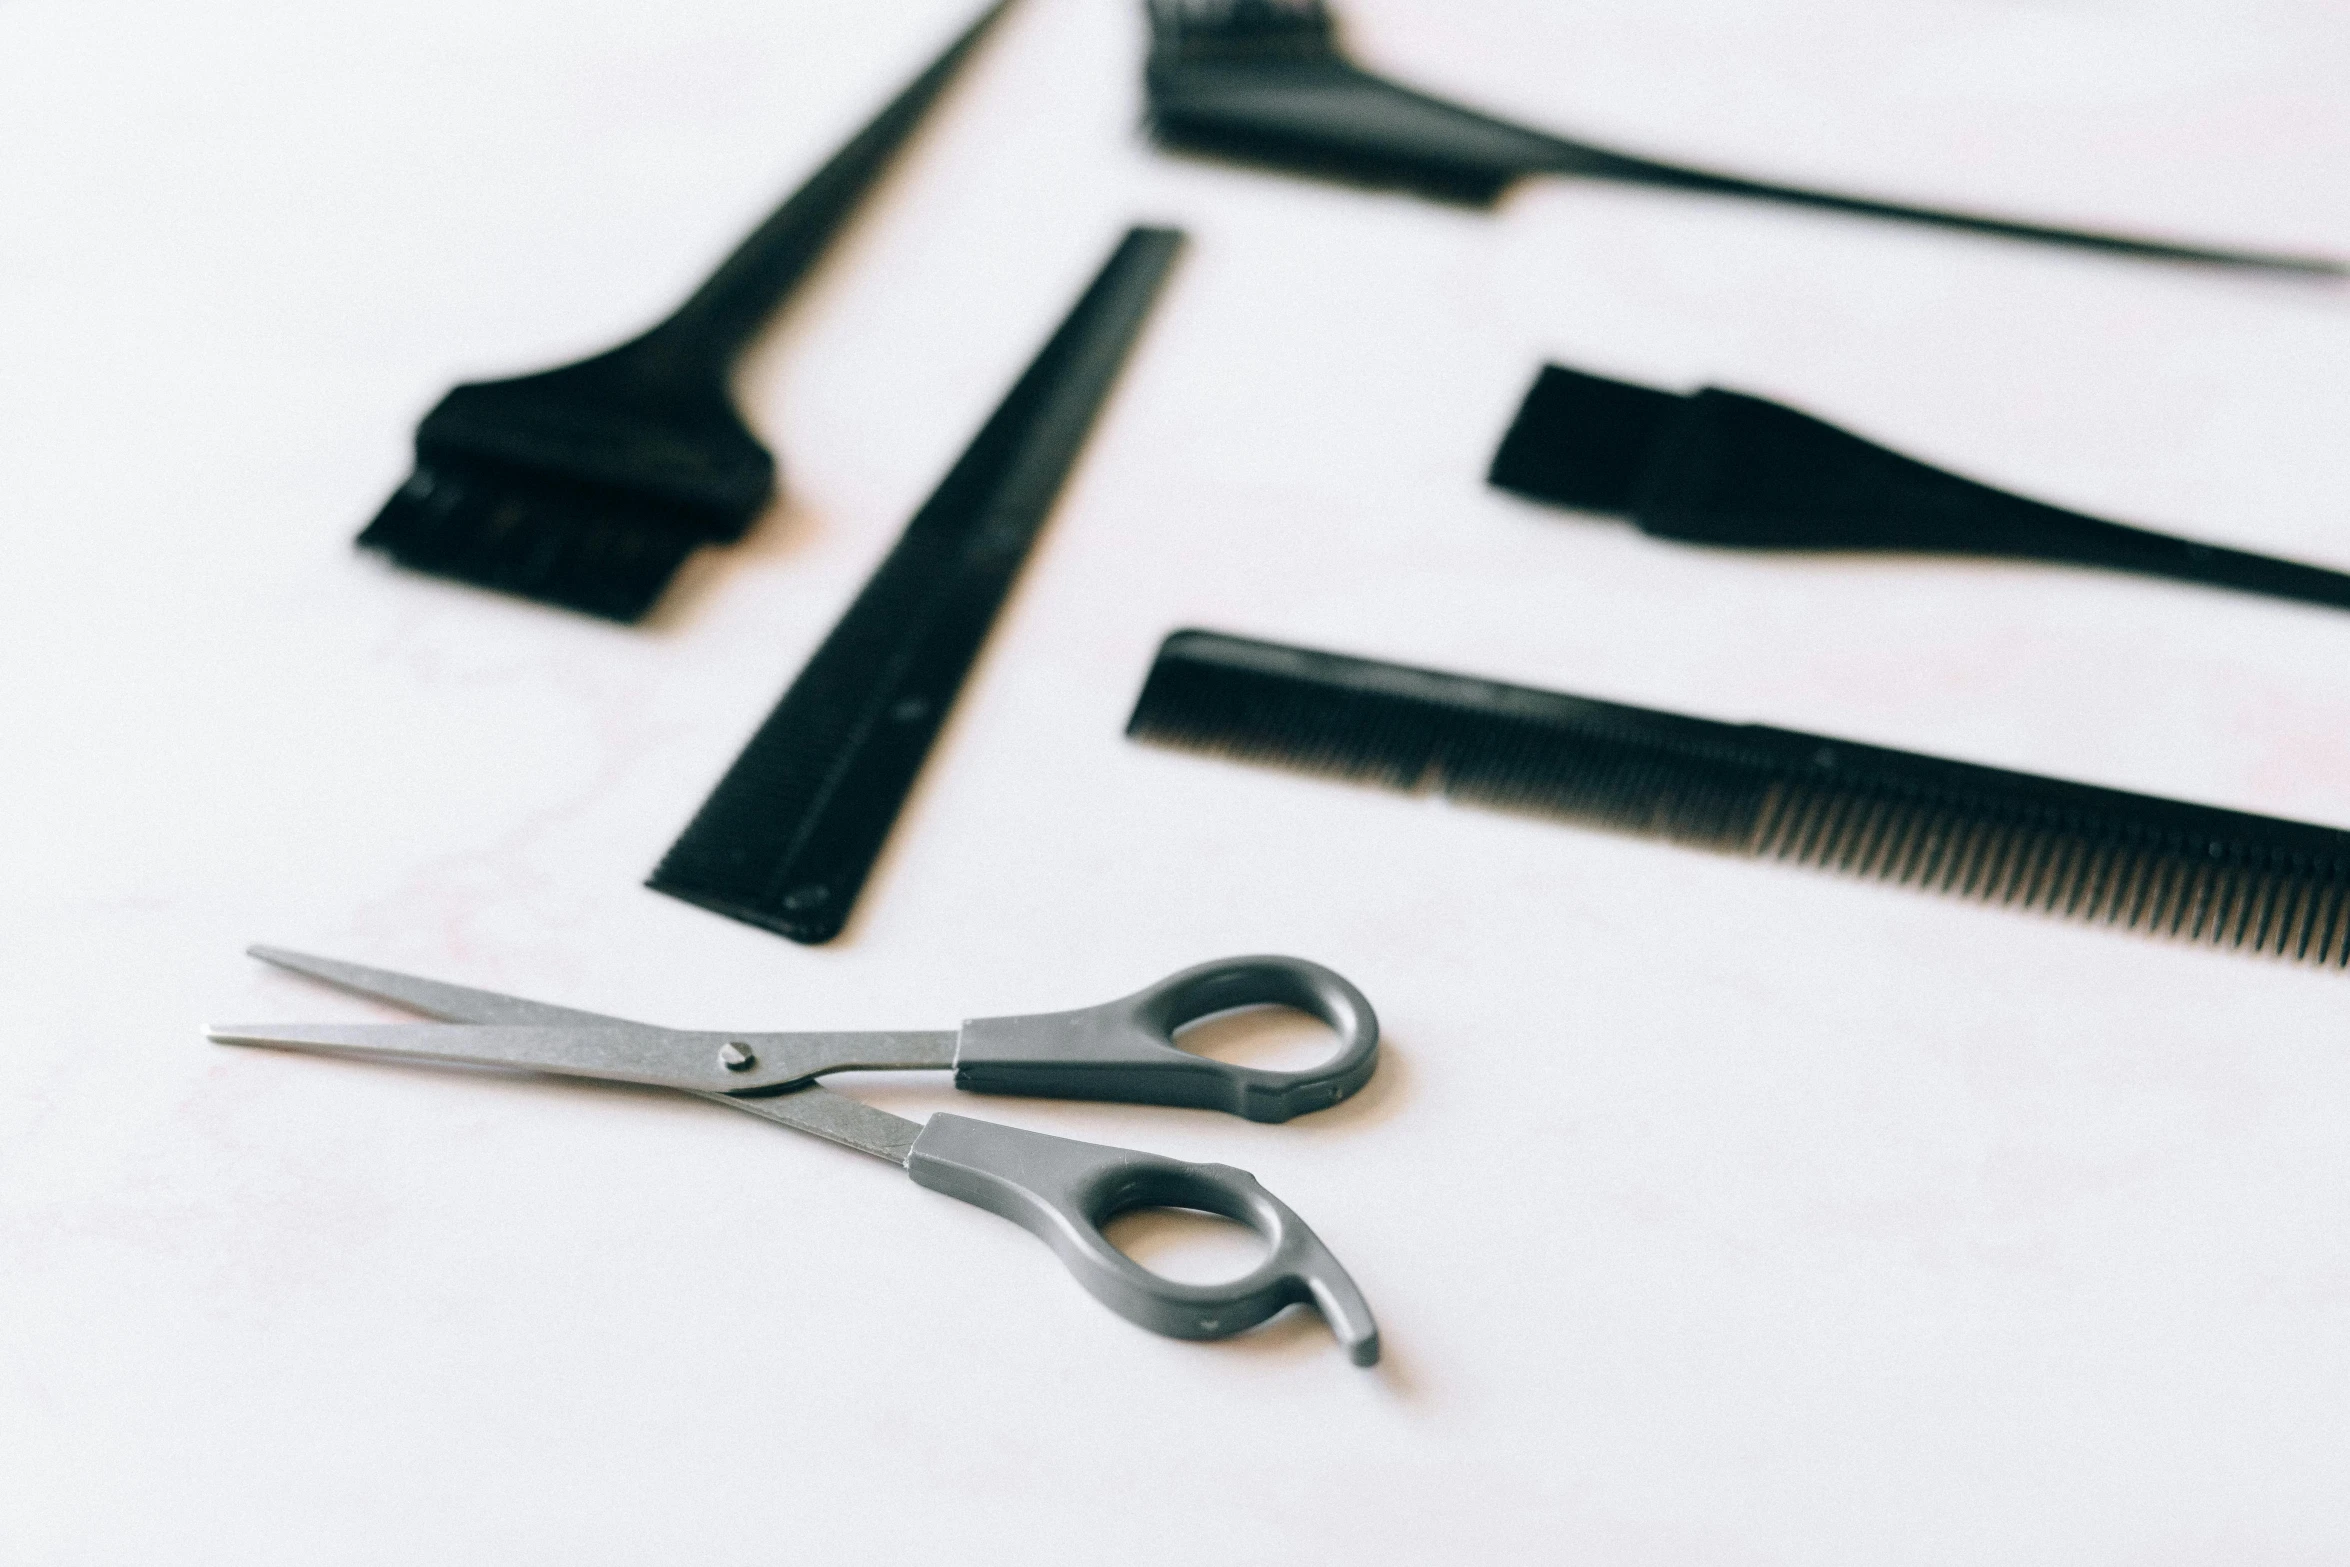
631, 0, 1017, 375
1146, 36, 2344, 277
1974, 498, 2350, 612
647, 227, 1189, 943
1546, 140, 2344, 277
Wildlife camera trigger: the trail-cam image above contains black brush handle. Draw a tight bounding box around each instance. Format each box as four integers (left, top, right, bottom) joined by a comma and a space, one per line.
627, 0, 1016, 379
1977, 504, 2350, 611
1640, 388, 2350, 612
648, 227, 1188, 943
1543, 141, 2344, 277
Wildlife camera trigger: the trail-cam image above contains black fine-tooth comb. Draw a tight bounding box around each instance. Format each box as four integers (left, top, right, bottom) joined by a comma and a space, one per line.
358, 0, 1016, 623
1128, 630, 2350, 966
1489, 364, 2350, 615
650, 227, 1188, 944
1143, 0, 2345, 276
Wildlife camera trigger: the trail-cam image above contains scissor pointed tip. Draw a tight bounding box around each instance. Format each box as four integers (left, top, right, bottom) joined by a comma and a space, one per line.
207, 1022, 314, 1048
247, 943, 323, 971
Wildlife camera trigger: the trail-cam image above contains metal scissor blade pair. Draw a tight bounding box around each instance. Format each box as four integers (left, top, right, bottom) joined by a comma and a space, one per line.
219, 947, 955, 1097
221, 947, 939, 1163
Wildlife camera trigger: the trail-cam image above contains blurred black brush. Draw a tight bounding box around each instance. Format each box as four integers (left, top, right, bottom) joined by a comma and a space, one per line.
1144, 0, 2344, 276
1490, 364, 2350, 614
1129, 630, 2350, 968
360, 0, 1017, 622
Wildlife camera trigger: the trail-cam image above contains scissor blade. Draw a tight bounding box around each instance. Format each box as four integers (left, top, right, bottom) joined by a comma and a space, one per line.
203, 1021, 742, 1089
247, 946, 633, 1028
208, 1020, 960, 1095
696, 1085, 924, 1165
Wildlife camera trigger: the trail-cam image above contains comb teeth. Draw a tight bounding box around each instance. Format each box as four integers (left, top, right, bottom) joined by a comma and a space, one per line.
1148, 0, 1336, 57
1128, 631, 2350, 967
1740, 780, 2350, 964
358, 457, 710, 623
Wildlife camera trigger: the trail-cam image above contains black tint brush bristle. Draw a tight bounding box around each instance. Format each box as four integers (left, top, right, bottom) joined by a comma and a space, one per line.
1142, 0, 2346, 273
1129, 631, 2350, 967
362, 372, 771, 622
361, 0, 1017, 622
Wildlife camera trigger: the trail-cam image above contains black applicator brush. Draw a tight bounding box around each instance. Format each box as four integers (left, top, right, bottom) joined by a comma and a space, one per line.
359, 0, 1017, 623
1488, 364, 2350, 615
1144, 0, 2343, 277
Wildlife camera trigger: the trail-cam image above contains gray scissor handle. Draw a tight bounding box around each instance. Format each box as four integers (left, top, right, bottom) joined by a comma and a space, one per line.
904, 1113, 1379, 1365
951, 956, 1379, 1123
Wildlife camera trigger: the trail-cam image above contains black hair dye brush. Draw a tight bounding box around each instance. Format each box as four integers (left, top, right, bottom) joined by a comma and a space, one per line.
1143, 0, 2344, 277
1489, 364, 2350, 615
360, 0, 1016, 622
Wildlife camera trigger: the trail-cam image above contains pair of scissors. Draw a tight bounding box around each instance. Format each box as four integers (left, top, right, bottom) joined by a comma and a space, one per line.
209, 947, 1384, 1364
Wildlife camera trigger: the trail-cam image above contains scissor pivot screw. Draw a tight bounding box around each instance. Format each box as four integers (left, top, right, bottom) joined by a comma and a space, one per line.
720, 1042, 758, 1073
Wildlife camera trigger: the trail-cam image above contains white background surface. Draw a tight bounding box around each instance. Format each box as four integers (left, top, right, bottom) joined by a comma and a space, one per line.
5, 0, 2349, 1560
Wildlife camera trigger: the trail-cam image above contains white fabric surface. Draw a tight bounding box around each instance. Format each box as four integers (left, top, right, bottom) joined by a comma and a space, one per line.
4, 0, 2348, 1559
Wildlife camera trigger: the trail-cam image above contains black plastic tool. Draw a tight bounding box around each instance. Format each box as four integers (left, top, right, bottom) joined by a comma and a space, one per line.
650, 227, 1189, 943
358, 0, 1017, 622
1489, 364, 2350, 614
1144, 0, 2344, 276
1128, 629, 2350, 967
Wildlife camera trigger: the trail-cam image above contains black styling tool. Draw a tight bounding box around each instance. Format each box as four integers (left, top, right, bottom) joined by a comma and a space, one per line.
359, 0, 1017, 623
1489, 364, 2350, 615
650, 227, 1187, 943
1144, 0, 2345, 277
1129, 630, 2350, 967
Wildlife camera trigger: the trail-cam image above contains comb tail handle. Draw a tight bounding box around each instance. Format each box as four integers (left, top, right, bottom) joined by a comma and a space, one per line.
905, 1114, 1381, 1365
1491, 366, 2350, 615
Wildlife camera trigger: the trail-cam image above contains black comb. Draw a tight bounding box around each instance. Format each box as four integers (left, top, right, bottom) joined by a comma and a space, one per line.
649, 227, 1188, 943
1489, 364, 2350, 615
1128, 629, 2350, 966
1144, 0, 2345, 276
360, 0, 1017, 623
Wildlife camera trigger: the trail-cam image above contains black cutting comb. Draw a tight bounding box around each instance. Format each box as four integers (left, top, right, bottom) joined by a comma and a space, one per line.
1144, 0, 2345, 275
359, 0, 1016, 622
1128, 630, 2350, 966
650, 227, 1188, 943
1489, 364, 2350, 615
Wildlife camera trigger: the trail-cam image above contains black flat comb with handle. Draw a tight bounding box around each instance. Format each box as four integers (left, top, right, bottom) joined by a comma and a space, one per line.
1489, 364, 2350, 615
1128, 629, 2350, 967
650, 226, 1188, 944
360, 0, 1017, 623
1144, 0, 2344, 276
